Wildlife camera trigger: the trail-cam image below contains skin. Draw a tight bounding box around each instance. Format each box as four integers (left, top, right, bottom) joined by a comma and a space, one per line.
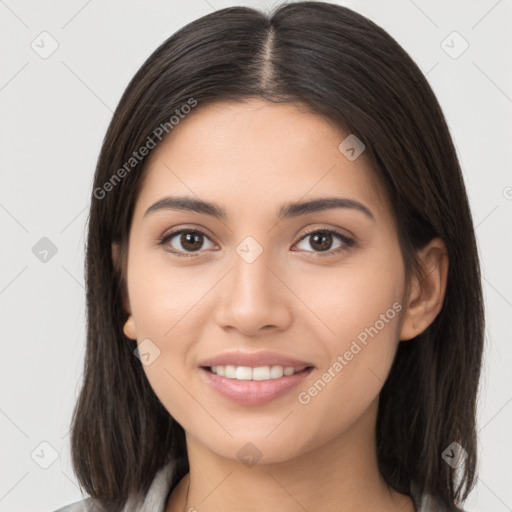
113, 98, 448, 512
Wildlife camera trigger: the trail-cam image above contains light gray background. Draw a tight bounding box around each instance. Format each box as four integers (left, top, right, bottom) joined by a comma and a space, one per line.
1, 0, 511, 510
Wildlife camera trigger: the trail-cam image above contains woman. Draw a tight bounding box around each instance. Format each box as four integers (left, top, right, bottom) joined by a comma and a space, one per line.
54, 2, 484, 511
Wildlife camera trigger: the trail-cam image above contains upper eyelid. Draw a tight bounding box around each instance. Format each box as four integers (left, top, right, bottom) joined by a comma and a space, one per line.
299, 226, 353, 241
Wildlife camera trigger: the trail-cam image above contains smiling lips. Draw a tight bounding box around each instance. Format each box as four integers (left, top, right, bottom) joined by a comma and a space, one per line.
199, 350, 315, 405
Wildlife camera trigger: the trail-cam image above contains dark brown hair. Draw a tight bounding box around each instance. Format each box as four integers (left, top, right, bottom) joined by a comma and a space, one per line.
71, 2, 484, 510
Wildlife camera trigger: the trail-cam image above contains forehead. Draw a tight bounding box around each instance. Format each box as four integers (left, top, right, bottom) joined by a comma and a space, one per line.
135, 98, 391, 222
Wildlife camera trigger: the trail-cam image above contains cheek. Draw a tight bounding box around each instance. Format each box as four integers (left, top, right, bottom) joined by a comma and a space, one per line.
292, 253, 404, 418
127, 248, 212, 337
126, 251, 215, 417
295, 247, 405, 348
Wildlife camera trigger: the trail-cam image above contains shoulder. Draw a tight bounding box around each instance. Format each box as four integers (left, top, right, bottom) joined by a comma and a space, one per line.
51, 456, 188, 512
51, 497, 100, 512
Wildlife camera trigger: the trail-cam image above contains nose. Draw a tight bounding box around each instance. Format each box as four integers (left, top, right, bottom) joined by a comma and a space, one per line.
213, 248, 292, 336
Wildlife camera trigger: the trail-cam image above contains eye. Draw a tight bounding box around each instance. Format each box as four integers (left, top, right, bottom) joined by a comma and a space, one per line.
293, 228, 354, 257
158, 228, 215, 258
158, 227, 354, 259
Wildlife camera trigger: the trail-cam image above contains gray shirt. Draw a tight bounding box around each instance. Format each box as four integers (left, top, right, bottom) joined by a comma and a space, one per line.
52, 457, 453, 512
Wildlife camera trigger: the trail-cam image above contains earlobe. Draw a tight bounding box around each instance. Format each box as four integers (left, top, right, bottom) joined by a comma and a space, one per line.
399, 238, 449, 341
123, 315, 137, 340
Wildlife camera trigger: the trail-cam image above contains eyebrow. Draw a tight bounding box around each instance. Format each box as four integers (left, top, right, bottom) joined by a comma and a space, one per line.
143, 196, 375, 222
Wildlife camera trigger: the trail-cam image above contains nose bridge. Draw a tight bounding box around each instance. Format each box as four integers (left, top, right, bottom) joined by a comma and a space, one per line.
230, 238, 277, 307
233, 243, 272, 293
214, 236, 291, 334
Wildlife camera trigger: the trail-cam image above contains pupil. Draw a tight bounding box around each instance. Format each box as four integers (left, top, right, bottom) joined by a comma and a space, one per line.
311, 232, 331, 251
182, 232, 202, 251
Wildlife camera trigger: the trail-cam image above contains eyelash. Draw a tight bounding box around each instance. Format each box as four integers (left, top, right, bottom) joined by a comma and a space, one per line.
157, 227, 354, 259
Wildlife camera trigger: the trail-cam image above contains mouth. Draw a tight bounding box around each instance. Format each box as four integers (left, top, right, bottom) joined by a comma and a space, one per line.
199, 365, 315, 405
202, 364, 312, 380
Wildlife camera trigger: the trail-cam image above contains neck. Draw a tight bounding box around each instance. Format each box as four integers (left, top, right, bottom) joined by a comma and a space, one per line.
167, 399, 415, 512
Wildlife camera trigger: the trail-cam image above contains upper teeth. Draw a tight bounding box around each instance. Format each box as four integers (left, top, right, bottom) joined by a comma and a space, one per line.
210, 365, 306, 380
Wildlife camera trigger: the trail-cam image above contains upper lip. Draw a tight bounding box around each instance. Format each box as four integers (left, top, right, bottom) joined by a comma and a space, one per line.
199, 350, 314, 369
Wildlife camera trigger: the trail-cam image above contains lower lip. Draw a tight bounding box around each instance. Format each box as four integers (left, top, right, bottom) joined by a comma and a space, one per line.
199, 366, 314, 406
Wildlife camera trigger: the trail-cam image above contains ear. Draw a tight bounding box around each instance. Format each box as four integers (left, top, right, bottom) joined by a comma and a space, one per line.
112, 242, 137, 340
399, 238, 449, 341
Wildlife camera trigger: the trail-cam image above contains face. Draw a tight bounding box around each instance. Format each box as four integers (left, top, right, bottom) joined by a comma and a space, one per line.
118, 98, 409, 464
